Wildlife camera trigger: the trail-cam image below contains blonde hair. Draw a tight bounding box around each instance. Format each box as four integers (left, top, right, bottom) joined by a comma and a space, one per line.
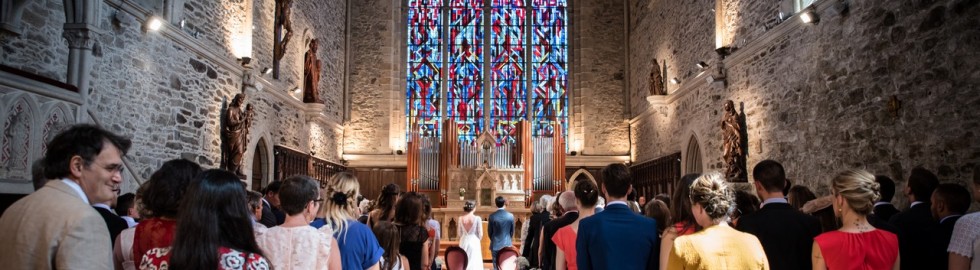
831, 169, 880, 215
688, 172, 734, 221
321, 172, 361, 238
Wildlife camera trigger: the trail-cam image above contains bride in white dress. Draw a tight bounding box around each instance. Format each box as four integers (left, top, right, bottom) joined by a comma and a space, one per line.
458, 201, 484, 270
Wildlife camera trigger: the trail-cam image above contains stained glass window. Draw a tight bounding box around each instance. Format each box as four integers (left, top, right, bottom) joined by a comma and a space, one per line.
407, 0, 443, 137
407, 0, 567, 144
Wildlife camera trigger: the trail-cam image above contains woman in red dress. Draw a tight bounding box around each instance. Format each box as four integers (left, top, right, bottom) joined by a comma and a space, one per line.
552, 178, 599, 270
140, 169, 269, 269
812, 169, 899, 270
131, 159, 201, 265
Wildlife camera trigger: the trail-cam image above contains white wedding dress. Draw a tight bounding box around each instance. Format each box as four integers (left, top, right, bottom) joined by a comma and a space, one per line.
458, 215, 484, 270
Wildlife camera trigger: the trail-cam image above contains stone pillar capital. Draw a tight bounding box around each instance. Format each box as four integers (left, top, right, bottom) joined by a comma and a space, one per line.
62, 23, 101, 50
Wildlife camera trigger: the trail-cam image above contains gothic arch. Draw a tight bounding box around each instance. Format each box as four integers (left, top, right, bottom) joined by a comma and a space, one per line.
567, 168, 596, 189
244, 126, 274, 190
0, 93, 41, 181
682, 132, 704, 174
0, 0, 30, 34
39, 101, 76, 153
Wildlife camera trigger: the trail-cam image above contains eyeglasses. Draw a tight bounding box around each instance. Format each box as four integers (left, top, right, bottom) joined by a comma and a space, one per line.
313, 198, 324, 204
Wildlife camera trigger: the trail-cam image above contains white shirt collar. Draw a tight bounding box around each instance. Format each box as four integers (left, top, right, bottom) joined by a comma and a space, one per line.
874, 201, 892, 207
121, 216, 138, 228
607, 201, 628, 206
761, 197, 788, 207
910, 201, 925, 208
941, 215, 962, 224
93, 203, 111, 210
61, 178, 90, 205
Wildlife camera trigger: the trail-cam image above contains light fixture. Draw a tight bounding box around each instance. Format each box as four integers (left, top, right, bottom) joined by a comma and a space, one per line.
179, 19, 186, 29
800, 9, 819, 24
261, 67, 272, 75
292, 87, 301, 93
696, 61, 708, 69
238, 57, 252, 66
670, 78, 680, 84
145, 16, 164, 32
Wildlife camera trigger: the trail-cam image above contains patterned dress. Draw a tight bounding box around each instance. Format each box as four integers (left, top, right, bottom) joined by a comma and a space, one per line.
139, 246, 271, 270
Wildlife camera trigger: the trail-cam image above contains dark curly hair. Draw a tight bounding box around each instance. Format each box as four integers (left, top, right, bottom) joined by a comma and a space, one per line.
689, 172, 734, 221
139, 159, 202, 218
463, 200, 476, 212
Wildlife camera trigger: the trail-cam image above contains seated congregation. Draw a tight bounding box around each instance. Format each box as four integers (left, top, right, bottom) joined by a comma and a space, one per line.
0, 124, 978, 270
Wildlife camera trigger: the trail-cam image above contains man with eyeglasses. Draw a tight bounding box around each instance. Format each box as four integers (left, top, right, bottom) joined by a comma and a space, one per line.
0, 124, 131, 269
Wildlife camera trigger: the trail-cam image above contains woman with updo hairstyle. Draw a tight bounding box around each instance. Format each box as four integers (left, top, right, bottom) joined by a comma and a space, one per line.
666, 172, 769, 270
553, 179, 599, 270
457, 200, 484, 270
812, 169, 899, 270
319, 172, 384, 270
256, 175, 342, 270
369, 183, 401, 228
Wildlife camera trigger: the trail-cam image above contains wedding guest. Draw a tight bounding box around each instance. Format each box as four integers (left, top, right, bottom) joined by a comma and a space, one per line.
256, 175, 341, 270
132, 159, 202, 266
321, 172, 383, 270
659, 173, 701, 270
553, 179, 599, 270
373, 221, 410, 270
812, 169, 899, 270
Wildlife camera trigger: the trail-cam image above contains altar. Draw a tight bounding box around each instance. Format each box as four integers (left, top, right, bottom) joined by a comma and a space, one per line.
404, 120, 566, 250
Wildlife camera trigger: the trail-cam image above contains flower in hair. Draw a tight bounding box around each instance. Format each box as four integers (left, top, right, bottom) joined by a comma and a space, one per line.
331, 191, 349, 205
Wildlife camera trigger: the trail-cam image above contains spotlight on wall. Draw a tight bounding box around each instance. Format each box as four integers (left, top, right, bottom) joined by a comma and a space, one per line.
800, 9, 820, 24
670, 78, 680, 84
145, 16, 164, 32
261, 67, 273, 75
179, 19, 186, 29
292, 87, 301, 93
696, 61, 708, 69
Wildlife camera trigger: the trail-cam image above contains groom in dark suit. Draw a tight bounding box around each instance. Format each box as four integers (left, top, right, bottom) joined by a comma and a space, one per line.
577, 164, 659, 270
488, 196, 514, 270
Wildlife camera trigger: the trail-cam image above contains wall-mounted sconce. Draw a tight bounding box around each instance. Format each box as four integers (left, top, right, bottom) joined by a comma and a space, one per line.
800, 9, 820, 24
261, 67, 273, 75
144, 16, 164, 32
238, 57, 252, 67
569, 151, 578, 156
292, 87, 301, 93
179, 19, 186, 29
696, 61, 708, 69
670, 78, 680, 84
396, 150, 404, 155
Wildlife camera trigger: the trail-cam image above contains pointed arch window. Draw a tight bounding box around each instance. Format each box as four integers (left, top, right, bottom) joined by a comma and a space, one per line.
406, 0, 568, 144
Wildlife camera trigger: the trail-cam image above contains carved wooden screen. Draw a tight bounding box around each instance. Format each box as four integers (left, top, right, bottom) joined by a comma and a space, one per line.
273, 145, 347, 185
630, 152, 681, 199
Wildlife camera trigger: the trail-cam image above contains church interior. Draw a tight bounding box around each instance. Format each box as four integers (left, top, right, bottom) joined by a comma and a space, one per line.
0, 0, 978, 238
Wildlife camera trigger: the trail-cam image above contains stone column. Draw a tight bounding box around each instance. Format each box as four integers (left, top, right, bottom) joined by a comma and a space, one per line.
63, 24, 100, 122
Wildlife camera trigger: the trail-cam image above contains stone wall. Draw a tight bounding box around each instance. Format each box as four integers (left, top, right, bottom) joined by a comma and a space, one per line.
0, 0, 347, 193
345, 0, 631, 157
630, 0, 980, 205
574, 0, 630, 155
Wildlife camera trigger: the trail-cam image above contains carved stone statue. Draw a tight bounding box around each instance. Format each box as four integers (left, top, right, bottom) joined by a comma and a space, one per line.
272, 0, 294, 79
303, 39, 322, 103
721, 100, 745, 181
223, 94, 254, 178
650, 60, 665, 95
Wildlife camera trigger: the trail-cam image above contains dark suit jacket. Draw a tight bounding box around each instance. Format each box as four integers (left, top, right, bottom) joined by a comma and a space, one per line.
488, 208, 514, 252
889, 203, 941, 270
736, 202, 821, 270
259, 199, 277, 227
94, 206, 128, 246
540, 211, 578, 270
576, 204, 659, 270
933, 215, 962, 270
522, 211, 550, 267
868, 214, 899, 235
874, 203, 899, 222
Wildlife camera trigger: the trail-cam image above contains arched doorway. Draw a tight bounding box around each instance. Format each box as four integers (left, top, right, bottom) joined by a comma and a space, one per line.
251, 138, 269, 191
684, 134, 703, 174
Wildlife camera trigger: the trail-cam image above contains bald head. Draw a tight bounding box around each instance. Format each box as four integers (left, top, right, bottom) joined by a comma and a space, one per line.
559, 190, 577, 211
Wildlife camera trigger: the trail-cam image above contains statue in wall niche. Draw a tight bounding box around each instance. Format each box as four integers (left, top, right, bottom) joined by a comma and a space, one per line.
721, 100, 746, 181
303, 39, 323, 103
273, 0, 294, 79
222, 94, 255, 179
649, 60, 665, 95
